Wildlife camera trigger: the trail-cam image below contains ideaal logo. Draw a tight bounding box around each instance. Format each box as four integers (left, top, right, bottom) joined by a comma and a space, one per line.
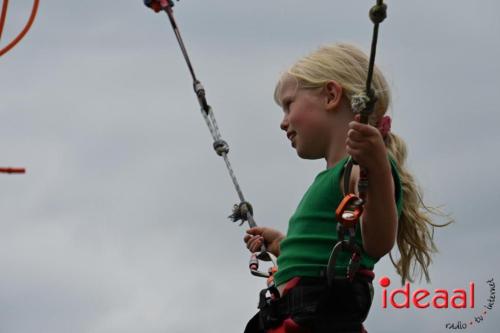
379, 277, 495, 330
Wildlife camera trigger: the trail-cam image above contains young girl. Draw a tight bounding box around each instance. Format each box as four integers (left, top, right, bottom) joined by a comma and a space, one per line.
243, 43, 445, 333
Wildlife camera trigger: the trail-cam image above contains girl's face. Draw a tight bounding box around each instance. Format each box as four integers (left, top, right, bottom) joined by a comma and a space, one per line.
278, 77, 331, 159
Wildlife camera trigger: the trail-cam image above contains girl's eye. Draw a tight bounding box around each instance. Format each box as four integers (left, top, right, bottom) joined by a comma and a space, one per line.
284, 100, 292, 112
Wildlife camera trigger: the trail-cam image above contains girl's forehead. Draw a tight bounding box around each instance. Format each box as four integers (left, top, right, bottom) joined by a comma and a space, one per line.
278, 76, 298, 99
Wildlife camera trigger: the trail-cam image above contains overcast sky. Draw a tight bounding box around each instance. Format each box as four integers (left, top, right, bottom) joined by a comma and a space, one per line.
1, 1, 499, 332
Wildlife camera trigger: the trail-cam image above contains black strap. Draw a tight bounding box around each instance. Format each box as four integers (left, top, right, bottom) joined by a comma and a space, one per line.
248, 274, 374, 332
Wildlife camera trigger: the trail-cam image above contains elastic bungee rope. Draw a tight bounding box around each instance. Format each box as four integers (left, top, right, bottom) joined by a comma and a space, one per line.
0, 0, 40, 57
326, 0, 387, 285
143, 0, 277, 279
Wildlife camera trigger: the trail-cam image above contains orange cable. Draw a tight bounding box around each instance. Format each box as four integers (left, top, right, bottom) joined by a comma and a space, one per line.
0, 0, 39, 57
0, 0, 9, 42
0, 167, 26, 174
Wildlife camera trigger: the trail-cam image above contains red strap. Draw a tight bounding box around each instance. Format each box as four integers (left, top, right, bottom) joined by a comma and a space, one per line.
281, 277, 301, 296
268, 317, 309, 333
357, 268, 375, 279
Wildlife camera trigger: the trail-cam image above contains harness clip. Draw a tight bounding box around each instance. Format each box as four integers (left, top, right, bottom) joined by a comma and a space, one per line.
336, 194, 364, 229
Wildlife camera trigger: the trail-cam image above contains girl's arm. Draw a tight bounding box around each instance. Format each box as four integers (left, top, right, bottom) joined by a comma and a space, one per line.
346, 120, 398, 259
350, 162, 398, 259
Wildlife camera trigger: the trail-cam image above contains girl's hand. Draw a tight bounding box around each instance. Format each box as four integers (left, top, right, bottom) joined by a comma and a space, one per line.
346, 115, 390, 173
244, 227, 284, 257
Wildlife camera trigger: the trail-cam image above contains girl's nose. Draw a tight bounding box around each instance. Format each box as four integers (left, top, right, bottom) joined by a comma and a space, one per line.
280, 116, 289, 132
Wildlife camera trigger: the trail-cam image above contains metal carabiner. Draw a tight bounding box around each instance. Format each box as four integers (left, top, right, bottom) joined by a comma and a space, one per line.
326, 239, 362, 285
249, 250, 278, 279
335, 193, 364, 229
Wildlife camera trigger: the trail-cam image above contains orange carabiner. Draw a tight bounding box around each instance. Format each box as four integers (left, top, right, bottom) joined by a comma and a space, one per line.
335, 193, 364, 228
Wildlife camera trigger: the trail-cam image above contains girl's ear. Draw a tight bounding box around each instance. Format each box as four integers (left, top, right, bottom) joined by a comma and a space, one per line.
324, 80, 343, 111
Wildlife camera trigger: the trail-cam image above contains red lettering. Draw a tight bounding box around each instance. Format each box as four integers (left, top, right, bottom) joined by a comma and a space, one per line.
413, 289, 430, 308
381, 279, 476, 310
390, 282, 410, 308
470, 282, 475, 308
451, 289, 467, 308
382, 287, 387, 308
432, 289, 449, 308
379, 276, 391, 309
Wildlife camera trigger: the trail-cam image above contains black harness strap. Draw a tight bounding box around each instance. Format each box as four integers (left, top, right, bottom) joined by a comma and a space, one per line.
246, 272, 374, 333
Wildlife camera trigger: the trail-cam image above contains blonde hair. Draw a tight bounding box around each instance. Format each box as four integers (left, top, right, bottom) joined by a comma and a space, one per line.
275, 43, 452, 284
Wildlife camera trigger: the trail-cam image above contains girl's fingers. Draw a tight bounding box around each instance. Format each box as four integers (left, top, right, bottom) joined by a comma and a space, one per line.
349, 121, 378, 136
346, 138, 366, 150
346, 146, 362, 159
247, 236, 263, 251
249, 238, 263, 252
347, 129, 364, 142
246, 227, 264, 236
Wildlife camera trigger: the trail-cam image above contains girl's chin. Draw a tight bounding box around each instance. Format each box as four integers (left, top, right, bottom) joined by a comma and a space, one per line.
296, 146, 324, 160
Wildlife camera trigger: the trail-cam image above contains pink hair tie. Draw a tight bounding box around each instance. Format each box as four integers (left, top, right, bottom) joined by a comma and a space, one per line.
378, 115, 391, 139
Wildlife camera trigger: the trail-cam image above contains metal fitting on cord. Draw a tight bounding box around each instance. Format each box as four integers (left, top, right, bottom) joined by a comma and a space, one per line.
239, 201, 254, 217
193, 81, 210, 112
193, 80, 205, 97
229, 201, 254, 224
144, 0, 176, 12
213, 139, 229, 156
369, 3, 387, 23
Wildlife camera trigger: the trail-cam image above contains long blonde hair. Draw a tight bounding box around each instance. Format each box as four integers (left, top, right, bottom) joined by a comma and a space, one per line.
275, 43, 451, 284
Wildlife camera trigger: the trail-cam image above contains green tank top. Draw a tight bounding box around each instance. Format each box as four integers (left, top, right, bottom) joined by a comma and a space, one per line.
273, 156, 403, 286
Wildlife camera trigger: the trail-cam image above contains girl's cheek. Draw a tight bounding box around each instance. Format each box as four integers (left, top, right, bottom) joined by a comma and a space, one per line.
289, 109, 307, 128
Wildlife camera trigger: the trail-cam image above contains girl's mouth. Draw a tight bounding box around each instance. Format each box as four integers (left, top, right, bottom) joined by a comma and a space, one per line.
289, 134, 296, 147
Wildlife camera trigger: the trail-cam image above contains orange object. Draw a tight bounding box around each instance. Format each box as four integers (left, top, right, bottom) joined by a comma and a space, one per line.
0, 0, 40, 57
144, 0, 174, 13
266, 266, 279, 286
335, 194, 363, 228
0, 167, 26, 174
0, 0, 9, 41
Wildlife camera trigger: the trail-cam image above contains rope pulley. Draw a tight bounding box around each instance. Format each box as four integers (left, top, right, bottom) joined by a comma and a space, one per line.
143, 0, 277, 280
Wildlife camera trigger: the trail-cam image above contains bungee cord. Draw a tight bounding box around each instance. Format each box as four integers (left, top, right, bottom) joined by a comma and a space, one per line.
0, 0, 40, 57
326, 0, 387, 285
143, 0, 277, 279
144, 0, 388, 285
